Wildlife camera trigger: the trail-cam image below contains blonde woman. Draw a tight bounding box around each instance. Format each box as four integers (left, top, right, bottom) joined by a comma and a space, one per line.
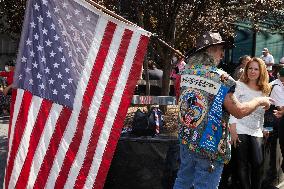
229, 57, 271, 189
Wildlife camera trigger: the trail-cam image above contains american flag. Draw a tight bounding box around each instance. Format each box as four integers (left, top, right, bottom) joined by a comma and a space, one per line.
4, 0, 150, 188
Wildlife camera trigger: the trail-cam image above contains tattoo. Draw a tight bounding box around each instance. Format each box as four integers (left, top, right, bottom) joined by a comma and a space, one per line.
230, 94, 238, 105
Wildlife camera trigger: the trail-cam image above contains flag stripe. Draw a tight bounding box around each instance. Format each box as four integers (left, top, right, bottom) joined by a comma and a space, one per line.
44, 16, 109, 189
5, 91, 33, 189
92, 35, 149, 189
32, 107, 71, 189
8, 90, 17, 142
7, 89, 24, 160
27, 104, 64, 188
4, 89, 21, 188
14, 99, 53, 188
84, 31, 143, 189
73, 28, 134, 188
64, 26, 130, 188
53, 21, 117, 189
8, 96, 43, 189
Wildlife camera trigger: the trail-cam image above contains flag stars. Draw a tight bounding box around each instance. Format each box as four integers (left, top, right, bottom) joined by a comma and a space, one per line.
70, 25, 75, 31
44, 67, 50, 74
25, 67, 31, 73
53, 89, 58, 95
75, 9, 80, 15
39, 83, 45, 90
46, 10, 51, 18
45, 39, 52, 46
76, 47, 81, 53
49, 78, 55, 84
64, 41, 69, 47
41, 56, 46, 63
29, 79, 33, 85
71, 62, 75, 67
34, 3, 40, 11
18, 74, 23, 80
37, 73, 42, 79
62, 2, 68, 8
68, 51, 72, 57
37, 15, 44, 23
54, 7, 60, 13
42, 28, 48, 35
42, 0, 48, 6
30, 50, 35, 57
58, 46, 63, 52
50, 50, 56, 57
32, 62, 38, 68
81, 32, 86, 37
37, 45, 43, 51
51, 23, 56, 30
34, 33, 39, 40
68, 78, 73, 83
30, 22, 36, 28
61, 56, 66, 62
64, 94, 70, 99
86, 15, 91, 21
61, 83, 67, 89
26, 38, 32, 45
21, 56, 27, 62
53, 62, 60, 68
66, 14, 72, 20
54, 34, 59, 41
65, 68, 70, 73
57, 72, 63, 79
61, 30, 68, 36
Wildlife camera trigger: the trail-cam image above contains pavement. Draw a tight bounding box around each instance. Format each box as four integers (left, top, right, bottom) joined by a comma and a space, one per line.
0, 115, 9, 189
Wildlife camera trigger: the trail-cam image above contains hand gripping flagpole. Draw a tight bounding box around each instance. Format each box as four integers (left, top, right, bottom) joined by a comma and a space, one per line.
84, 0, 184, 58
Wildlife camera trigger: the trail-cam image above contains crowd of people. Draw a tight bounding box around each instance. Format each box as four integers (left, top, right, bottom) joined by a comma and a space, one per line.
173, 32, 284, 189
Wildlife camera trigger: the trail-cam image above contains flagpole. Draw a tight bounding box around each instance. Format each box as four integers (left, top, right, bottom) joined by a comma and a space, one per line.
85, 0, 184, 58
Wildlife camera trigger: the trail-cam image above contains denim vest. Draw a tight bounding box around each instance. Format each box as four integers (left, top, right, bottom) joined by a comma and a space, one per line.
178, 63, 235, 163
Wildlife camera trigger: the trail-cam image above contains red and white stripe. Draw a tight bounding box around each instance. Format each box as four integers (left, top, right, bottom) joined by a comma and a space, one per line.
4, 3, 150, 189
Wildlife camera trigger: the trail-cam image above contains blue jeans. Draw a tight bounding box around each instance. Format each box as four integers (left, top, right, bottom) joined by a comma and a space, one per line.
173, 144, 224, 189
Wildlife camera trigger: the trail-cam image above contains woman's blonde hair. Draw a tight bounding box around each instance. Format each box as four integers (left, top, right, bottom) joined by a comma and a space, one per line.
240, 57, 271, 96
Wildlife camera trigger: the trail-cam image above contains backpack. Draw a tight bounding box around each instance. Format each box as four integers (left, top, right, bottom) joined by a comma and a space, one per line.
132, 108, 164, 136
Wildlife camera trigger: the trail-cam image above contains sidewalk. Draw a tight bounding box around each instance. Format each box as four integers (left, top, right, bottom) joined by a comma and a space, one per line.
0, 115, 9, 189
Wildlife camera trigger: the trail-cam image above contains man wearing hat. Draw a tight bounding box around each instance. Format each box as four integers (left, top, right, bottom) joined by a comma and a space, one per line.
173, 32, 272, 189
261, 48, 275, 71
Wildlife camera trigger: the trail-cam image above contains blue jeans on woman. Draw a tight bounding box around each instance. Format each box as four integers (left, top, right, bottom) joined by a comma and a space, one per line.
173, 144, 224, 189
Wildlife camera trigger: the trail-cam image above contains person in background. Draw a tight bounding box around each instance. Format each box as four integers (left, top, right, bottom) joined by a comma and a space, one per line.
229, 57, 271, 189
260, 48, 274, 73
0, 61, 15, 115
147, 60, 163, 80
270, 67, 284, 172
173, 32, 272, 189
171, 51, 186, 80
233, 55, 251, 81
0, 61, 15, 95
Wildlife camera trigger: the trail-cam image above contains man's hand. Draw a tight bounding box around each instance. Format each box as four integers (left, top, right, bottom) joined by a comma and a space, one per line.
3, 84, 12, 96
274, 107, 284, 118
